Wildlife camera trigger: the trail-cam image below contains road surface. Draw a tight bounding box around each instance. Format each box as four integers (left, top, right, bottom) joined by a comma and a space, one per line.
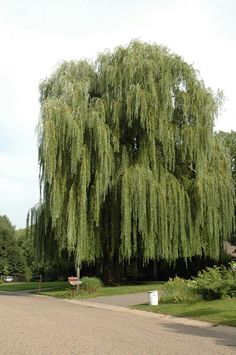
0, 292, 235, 354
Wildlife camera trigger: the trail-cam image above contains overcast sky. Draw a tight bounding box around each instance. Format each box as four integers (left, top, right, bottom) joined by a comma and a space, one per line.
0, 0, 236, 228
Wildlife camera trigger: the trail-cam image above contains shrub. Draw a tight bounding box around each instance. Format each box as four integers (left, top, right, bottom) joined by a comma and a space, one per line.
80, 277, 102, 293
0, 279, 3, 284
160, 263, 236, 304
24, 268, 32, 282
194, 264, 236, 300
161, 277, 199, 304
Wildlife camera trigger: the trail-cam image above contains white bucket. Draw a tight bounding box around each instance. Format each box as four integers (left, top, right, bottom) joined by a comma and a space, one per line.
148, 290, 158, 305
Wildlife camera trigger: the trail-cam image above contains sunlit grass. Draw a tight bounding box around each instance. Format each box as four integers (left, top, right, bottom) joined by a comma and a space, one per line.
0, 280, 165, 299
134, 298, 236, 327
0, 281, 67, 292
37, 281, 165, 299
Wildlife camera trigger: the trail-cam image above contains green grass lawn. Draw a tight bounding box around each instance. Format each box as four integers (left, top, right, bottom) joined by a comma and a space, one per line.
0, 280, 164, 299
134, 298, 236, 327
0, 281, 68, 292
37, 281, 164, 299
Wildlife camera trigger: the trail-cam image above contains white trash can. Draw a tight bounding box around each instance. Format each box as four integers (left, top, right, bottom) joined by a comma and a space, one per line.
148, 290, 158, 305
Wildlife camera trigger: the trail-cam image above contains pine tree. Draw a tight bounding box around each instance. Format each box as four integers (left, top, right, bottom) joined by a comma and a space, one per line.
28, 41, 235, 280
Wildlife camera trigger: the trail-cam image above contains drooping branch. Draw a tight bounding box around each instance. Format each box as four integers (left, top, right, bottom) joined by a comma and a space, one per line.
28, 41, 235, 267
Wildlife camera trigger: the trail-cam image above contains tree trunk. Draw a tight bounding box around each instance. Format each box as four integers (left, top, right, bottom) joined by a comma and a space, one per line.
76, 264, 80, 292
103, 251, 121, 284
153, 260, 158, 280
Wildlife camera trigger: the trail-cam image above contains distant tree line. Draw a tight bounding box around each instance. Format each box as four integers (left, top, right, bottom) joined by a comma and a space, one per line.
0, 215, 74, 281
0, 215, 28, 279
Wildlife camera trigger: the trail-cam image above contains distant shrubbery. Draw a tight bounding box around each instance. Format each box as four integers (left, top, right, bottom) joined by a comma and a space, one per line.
80, 277, 102, 293
161, 262, 236, 303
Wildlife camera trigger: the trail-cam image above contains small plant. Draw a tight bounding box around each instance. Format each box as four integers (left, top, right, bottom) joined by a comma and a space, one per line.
161, 277, 199, 304
80, 277, 102, 293
24, 269, 32, 282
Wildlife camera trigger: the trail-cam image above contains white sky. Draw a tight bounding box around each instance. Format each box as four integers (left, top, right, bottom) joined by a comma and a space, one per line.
0, 0, 236, 228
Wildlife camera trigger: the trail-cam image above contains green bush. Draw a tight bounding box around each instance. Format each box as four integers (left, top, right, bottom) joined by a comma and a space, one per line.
160, 262, 236, 303
0, 279, 3, 284
80, 277, 102, 293
24, 268, 32, 282
194, 263, 236, 300
161, 277, 199, 304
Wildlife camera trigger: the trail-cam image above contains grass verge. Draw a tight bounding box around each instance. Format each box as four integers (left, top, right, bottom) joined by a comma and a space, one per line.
0, 281, 68, 292
134, 298, 236, 327
37, 282, 165, 299
0, 281, 164, 299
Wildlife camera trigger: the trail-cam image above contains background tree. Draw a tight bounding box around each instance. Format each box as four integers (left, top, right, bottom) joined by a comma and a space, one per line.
217, 131, 236, 184
29, 41, 235, 282
217, 130, 236, 244
0, 216, 27, 277
16, 228, 75, 281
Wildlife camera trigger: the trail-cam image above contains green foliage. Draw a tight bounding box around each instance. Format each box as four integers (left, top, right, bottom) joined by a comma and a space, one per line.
16, 228, 75, 280
195, 264, 236, 300
40, 281, 163, 298
135, 298, 236, 327
0, 281, 67, 292
28, 41, 235, 269
0, 216, 27, 277
217, 131, 236, 244
15, 228, 39, 277
24, 268, 32, 282
80, 277, 102, 293
217, 130, 236, 184
162, 263, 236, 303
161, 277, 199, 303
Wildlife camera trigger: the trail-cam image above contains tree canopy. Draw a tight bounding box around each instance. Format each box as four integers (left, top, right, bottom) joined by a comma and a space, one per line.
28, 41, 235, 271
217, 130, 236, 244
0, 215, 27, 276
217, 131, 236, 184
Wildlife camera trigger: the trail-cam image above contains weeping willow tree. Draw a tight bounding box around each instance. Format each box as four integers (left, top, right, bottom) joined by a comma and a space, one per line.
217, 130, 236, 245
28, 41, 235, 281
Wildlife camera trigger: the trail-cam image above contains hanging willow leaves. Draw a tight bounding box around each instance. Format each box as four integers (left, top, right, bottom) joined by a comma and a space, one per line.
28, 41, 235, 267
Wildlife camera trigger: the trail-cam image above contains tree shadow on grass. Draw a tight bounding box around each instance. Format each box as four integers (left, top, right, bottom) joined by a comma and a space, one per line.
173, 307, 222, 318
162, 319, 236, 349
164, 306, 236, 327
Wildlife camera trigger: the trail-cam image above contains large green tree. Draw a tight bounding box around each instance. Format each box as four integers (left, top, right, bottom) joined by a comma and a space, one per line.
0, 216, 27, 277
29, 41, 235, 280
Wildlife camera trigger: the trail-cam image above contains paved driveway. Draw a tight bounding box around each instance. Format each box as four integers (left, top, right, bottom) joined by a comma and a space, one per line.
0, 292, 235, 355
80, 291, 149, 306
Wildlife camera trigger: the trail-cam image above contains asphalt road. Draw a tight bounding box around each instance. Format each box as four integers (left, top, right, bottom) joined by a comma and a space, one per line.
0, 292, 235, 355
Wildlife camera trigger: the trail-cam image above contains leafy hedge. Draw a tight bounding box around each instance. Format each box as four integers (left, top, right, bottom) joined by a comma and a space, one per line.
195, 263, 236, 300
162, 262, 236, 303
